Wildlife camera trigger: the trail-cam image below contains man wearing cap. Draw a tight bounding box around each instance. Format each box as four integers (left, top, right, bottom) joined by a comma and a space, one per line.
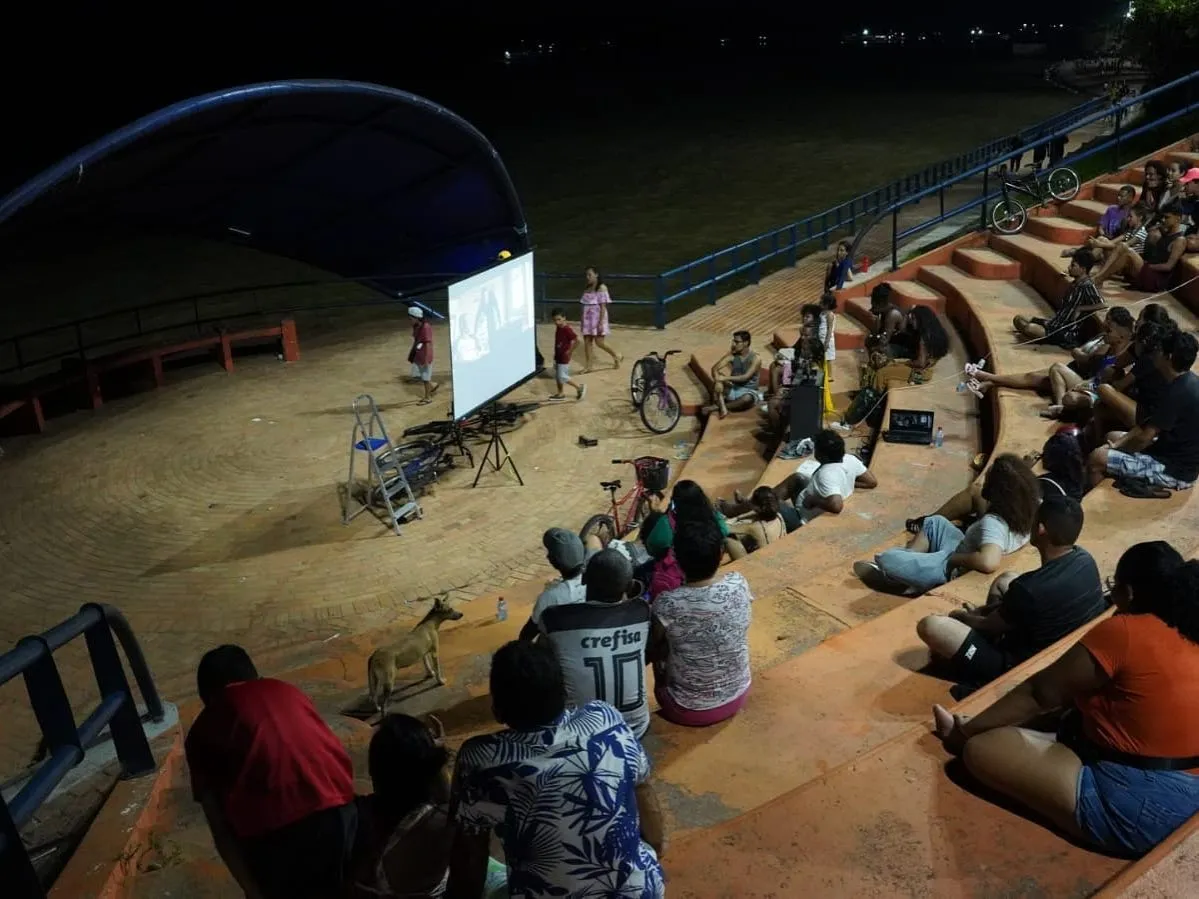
1180, 167, 1199, 230
518, 528, 597, 641
407, 306, 439, 404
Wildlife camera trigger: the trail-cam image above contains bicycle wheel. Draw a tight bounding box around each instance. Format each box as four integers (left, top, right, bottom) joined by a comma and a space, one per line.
990, 198, 1027, 235
1047, 167, 1080, 202
629, 359, 648, 406
639, 385, 682, 434
403, 420, 453, 438
580, 514, 617, 545
385, 440, 435, 464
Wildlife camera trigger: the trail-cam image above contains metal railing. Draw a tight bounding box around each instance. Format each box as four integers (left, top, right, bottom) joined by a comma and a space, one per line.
0, 604, 162, 897
847, 68, 1199, 271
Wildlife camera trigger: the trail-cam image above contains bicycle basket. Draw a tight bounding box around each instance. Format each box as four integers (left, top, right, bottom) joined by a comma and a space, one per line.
633, 456, 671, 492
638, 354, 666, 386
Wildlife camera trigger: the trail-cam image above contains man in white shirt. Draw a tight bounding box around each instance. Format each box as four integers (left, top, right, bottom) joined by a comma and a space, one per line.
718, 429, 877, 529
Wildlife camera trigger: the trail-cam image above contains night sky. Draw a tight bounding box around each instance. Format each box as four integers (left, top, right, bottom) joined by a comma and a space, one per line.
0, 0, 1116, 193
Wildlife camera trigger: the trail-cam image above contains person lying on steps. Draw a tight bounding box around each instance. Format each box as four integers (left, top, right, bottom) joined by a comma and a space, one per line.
855, 454, 1038, 597
1012, 248, 1105, 348
933, 542, 1199, 860
1087, 328, 1199, 497
915, 495, 1106, 697
703, 330, 760, 419
718, 429, 877, 528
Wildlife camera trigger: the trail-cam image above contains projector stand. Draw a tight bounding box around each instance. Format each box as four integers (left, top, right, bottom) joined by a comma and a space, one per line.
471, 401, 524, 488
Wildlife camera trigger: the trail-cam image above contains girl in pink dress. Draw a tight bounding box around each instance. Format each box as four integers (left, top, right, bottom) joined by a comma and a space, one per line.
580, 267, 622, 371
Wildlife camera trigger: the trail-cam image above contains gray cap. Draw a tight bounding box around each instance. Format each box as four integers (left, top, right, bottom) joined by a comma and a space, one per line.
543, 527, 586, 573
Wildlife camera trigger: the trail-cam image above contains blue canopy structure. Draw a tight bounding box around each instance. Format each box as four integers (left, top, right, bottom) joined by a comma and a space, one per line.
0, 80, 529, 294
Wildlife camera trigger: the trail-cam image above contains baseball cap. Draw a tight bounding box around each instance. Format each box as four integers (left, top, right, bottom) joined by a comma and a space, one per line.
543, 527, 586, 573
408, 306, 424, 319
1180, 167, 1199, 184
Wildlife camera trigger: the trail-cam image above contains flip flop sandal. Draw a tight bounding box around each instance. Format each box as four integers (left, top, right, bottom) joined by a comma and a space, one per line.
1116, 479, 1171, 499
905, 515, 927, 534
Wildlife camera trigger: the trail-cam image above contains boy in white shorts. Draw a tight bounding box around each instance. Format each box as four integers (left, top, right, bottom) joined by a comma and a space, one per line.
551, 309, 586, 401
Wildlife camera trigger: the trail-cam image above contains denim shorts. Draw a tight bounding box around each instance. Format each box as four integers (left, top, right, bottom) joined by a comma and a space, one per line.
1075, 761, 1199, 857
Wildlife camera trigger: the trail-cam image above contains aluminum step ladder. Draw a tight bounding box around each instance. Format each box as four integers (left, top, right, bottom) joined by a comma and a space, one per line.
343, 395, 421, 535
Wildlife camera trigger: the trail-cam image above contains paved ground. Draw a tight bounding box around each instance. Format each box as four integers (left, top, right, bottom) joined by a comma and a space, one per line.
0, 316, 719, 779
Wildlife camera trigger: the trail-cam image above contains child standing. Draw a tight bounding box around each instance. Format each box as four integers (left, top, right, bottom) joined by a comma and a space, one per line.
407, 306, 439, 404
819, 291, 838, 414
551, 309, 586, 401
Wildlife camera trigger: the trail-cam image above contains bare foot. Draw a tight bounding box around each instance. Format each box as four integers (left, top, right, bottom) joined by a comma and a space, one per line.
1040, 405, 1063, 419
733, 489, 748, 504
428, 381, 441, 397
614, 354, 624, 369
718, 406, 728, 420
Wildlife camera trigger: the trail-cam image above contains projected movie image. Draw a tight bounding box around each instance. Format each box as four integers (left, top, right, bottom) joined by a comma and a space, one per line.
449, 252, 536, 419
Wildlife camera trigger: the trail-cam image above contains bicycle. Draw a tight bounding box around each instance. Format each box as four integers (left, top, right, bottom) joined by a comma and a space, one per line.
579, 456, 672, 544
989, 164, 1081, 235
402, 400, 542, 462
628, 350, 683, 434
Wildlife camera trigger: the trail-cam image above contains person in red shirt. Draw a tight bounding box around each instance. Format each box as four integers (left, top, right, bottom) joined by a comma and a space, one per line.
550, 308, 586, 401
185, 645, 358, 899
407, 306, 439, 404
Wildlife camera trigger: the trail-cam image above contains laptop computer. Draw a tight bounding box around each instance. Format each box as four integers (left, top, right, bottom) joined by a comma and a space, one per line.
882, 409, 935, 445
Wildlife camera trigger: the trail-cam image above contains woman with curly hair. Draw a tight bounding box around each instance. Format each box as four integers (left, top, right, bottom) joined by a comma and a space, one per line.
855, 453, 1040, 596
935, 542, 1199, 859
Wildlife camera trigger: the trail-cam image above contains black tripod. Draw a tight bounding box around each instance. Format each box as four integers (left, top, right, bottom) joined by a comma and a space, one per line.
471, 401, 524, 488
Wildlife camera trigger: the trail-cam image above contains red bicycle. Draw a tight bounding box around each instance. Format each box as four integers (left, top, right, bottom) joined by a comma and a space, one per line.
579, 456, 672, 544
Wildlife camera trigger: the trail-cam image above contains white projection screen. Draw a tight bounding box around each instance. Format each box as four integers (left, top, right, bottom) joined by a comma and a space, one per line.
448, 251, 536, 420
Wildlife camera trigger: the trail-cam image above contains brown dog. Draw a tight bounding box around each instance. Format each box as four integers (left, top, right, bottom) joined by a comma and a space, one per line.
367, 594, 464, 714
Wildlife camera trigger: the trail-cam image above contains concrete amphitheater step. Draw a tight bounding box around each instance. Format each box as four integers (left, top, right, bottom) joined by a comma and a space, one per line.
1023, 214, 1095, 245
1094, 180, 1139, 205
666, 490, 1199, 898
1060, 197, 1110, 227
950, 247, 1021, 280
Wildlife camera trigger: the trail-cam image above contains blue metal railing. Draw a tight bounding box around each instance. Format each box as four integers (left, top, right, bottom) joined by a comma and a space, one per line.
0, 604, 162, 897
848, 68, 1199, 270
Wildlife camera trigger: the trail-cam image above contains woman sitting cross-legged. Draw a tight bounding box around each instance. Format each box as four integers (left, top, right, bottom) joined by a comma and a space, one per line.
933, 541, 1199, 859
855, 453, 1039, 596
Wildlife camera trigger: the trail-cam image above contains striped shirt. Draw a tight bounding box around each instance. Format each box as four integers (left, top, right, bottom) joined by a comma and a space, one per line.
1121, 225, 1148, 255
1048, 276, 1104, 342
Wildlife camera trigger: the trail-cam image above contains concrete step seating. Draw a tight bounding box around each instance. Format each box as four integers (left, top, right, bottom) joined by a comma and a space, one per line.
71, 141, 1199, 899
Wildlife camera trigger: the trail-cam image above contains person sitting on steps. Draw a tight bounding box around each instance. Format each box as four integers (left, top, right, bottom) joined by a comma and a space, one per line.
973, 307, 1135, 420
914, 495, 1106, 697
704, 330, 761, 419
1086, 329, 1199, 497
933, 542, 1199, 860
865, 283, 908, 361
1090, 202, 1188, 292
1012, 248, 1105, 349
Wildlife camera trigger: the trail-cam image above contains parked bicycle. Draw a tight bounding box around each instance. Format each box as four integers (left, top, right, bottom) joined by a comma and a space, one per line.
402, 400, 542, 463
579, 456, 672, 544
989, 165, 1081, 235
629, 350, 683, 434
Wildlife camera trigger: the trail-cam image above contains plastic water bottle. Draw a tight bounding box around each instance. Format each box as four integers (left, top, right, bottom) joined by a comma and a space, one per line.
934, 427, 945, 448
496, 598, 508, 622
